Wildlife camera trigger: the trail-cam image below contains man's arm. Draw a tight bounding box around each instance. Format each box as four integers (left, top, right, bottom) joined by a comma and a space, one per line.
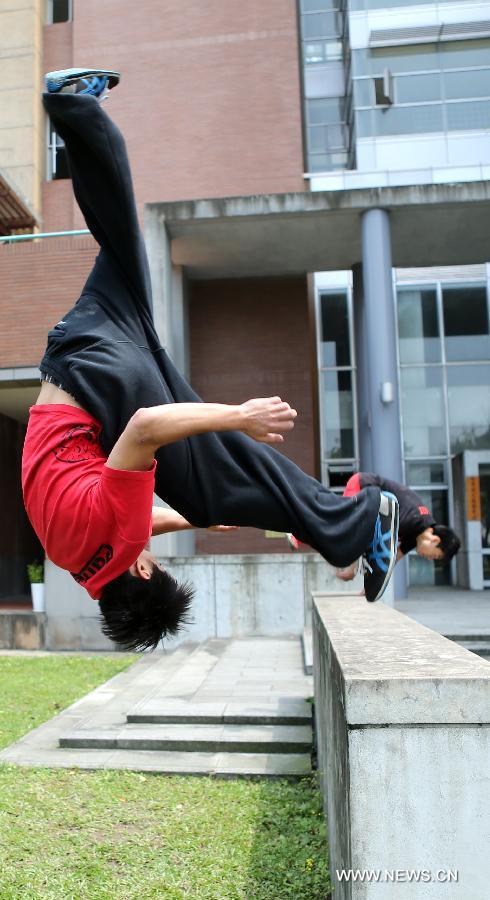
106, 397, 296, 472
151, 507, 240, 536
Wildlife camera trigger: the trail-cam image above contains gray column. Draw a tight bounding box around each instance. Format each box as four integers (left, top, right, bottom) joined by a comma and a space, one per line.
144, 207, 195, 557
352, 263, 373, 472
356, 208, 407, 599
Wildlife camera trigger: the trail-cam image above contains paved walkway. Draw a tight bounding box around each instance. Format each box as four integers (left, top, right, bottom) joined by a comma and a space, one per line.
0, 637, 313, 776
397, 586, 490, 637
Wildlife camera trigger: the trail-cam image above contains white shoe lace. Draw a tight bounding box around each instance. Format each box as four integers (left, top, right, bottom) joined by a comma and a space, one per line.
358, 556, 373, 576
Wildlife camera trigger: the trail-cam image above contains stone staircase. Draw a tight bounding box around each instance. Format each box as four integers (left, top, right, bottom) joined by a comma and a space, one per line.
0, 638, 314, 777
60, 696, 313, 777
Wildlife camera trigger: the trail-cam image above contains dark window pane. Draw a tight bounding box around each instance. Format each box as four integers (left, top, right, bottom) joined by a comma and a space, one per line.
54, 147, 70, 179
52, 0, 70, 23
447, 365, 490, 453
321, 370, 354, 459
397, 288, 440, 363
442, 286, 490, 361
320, 292, 350, 366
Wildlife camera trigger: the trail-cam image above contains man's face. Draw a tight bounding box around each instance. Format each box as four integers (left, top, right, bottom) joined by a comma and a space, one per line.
416, 528, 444, 561
129, 549, 165, 580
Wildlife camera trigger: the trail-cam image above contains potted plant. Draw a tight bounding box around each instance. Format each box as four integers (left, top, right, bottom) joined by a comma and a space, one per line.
27, 561, 45, 613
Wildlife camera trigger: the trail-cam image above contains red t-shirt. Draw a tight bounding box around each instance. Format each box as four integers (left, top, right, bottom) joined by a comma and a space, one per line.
22, 405, 156, 600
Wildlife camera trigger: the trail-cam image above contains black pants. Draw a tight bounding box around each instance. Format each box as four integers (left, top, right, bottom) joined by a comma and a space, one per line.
40, 92, 379, 567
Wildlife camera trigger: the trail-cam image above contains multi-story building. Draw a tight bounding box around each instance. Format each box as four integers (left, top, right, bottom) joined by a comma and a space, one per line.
0, 0, 489, 630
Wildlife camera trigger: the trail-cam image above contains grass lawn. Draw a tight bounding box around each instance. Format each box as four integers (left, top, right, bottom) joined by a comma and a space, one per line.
0, 655, 329, 899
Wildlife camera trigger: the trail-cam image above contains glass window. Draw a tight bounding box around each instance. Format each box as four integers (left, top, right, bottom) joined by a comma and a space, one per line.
401, 367, 447, 457
308, 126, 329, 153
395, 73, 441, 103
446, 100, 490, 131
397, 288, 440, 364
442, 286, 490, 361
306, 97, 343, 125
444, 69, 490, 101
304, 42, 325, 65
405, 461, 446, 485
320, 292, 350, 367
371, 46, 439, 76
374, 104, 444, 136
47, 121, 70, 180
351, 0, 458, 8
321, 370, 354, 459
302, 12, 341, 40
409, 552, 450, 586
440, 40, 490, 70
48, 0, 71, 23
301, 0, 337, 10
308, 153, 333, 172
356, 109, 374, 137
447, 365, 490, 453
354, 79, 374, 106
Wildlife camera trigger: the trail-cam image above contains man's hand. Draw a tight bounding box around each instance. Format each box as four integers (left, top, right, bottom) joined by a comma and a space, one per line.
240, 397, 297, 444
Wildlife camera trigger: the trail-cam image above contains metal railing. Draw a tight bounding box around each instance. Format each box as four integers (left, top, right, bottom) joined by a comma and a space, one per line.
0, 229, 90, 244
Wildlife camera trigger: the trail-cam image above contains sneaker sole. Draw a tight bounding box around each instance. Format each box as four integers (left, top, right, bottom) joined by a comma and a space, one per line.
368, 494, 399, 602
45, 68, 120, 92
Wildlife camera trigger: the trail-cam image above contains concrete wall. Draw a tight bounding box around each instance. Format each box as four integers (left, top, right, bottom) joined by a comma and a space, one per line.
0, 0, 44, 219
313, 594, 490, 899
44, 553, 356, 650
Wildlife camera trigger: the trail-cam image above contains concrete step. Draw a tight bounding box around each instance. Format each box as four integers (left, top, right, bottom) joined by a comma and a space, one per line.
52, 747, 312, 777
127, 698, 312, 726
60, 723, 313, 754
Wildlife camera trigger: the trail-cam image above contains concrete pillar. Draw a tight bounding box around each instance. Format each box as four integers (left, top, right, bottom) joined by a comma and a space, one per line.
352, 263, 373, 473
143, 207, 195, 557
355, 209, 407, 599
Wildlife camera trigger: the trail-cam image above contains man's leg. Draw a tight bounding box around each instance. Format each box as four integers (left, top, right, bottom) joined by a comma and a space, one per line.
39, 76, 385, 572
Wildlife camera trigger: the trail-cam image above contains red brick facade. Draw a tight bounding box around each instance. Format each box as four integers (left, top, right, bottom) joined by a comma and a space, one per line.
188, 276, 316, 554
0, 237, 98, 368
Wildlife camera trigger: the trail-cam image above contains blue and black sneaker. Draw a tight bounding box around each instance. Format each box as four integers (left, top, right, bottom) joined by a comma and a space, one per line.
362, 491, 399, 602
45, 68, 120, 100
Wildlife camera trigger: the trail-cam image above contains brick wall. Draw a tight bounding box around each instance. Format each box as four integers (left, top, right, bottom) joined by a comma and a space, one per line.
42, 0, 305, 231
188, 276, 316, 554
0, 236, 98, 368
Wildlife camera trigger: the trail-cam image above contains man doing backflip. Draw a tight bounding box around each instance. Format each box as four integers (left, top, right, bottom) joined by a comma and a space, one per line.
22, 68, 400, 651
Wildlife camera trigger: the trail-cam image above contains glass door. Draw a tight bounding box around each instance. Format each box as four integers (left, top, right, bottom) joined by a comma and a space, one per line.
480, 464, 490, 587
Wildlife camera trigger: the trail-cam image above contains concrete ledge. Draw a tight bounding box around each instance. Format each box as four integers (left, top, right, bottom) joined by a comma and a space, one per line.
312, 593, 490, 899
0, 612, 46, 650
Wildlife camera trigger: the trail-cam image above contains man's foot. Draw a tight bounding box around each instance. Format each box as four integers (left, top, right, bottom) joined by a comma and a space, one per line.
363, 491, 399, 602
45, 68, 120, 99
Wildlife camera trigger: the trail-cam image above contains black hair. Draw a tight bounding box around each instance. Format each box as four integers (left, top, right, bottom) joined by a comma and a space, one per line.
98, 567, 194, 652
432, 525, 461, 562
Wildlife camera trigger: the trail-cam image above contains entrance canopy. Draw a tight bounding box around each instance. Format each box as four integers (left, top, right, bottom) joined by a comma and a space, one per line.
146, 179, 490, 278
0, 170, 36, 234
